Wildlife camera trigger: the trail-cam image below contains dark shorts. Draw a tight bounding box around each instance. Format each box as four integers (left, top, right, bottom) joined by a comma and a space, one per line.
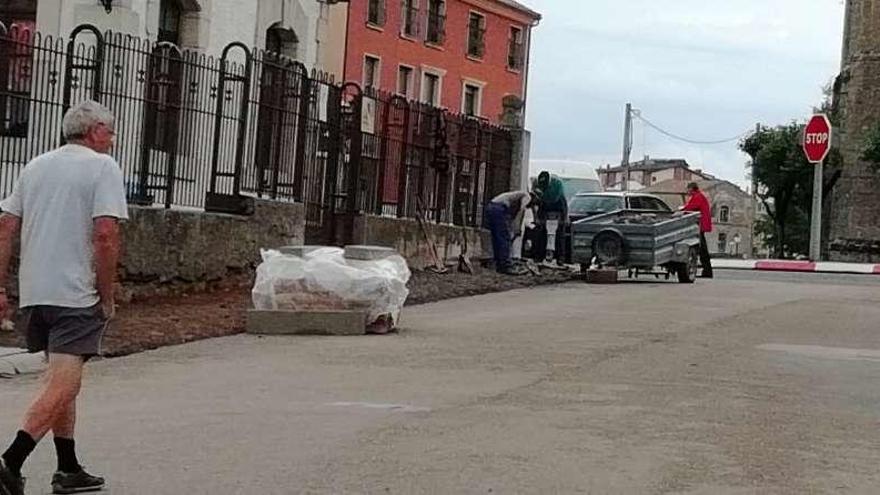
18, 304, 109, 358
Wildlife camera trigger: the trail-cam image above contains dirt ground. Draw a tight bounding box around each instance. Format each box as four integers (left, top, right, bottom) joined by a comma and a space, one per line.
0, 267, 574, 357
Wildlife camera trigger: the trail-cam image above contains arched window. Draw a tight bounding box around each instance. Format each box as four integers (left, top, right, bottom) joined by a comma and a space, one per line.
719, 205, 730, 223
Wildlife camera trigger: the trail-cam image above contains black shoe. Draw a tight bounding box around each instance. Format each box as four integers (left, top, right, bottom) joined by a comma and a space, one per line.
0, 458, 25, 495
51, 467, 104, 494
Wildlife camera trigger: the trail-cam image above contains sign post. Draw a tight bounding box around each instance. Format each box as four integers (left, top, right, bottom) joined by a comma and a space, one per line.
802, 114, 832, 262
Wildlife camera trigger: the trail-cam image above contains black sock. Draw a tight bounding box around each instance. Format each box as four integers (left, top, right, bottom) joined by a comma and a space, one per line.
53, 437, 81, 473
2, 430, 37, 476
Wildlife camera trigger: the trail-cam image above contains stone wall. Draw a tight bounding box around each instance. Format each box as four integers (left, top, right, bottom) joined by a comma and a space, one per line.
351, 215, 490, 270
120, 199, 304, 298
829, 0, 880, 258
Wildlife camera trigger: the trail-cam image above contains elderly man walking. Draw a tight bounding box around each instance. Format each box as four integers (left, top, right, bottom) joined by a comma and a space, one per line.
0, 100, 128, 495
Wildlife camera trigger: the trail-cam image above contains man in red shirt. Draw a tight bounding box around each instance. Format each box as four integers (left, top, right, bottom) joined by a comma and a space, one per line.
682, 182, 713, 278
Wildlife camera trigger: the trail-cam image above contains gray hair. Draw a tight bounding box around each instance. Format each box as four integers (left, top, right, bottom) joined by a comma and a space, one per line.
62, 100, 115, 140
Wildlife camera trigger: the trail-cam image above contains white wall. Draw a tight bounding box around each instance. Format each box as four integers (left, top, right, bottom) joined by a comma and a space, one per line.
37, 0, 322, 65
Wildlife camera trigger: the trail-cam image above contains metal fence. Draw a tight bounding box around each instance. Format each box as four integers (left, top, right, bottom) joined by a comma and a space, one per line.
0, 23, 514, 244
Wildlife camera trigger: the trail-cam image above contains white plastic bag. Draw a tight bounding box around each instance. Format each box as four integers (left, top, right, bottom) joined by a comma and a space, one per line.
252, 248, 411, 325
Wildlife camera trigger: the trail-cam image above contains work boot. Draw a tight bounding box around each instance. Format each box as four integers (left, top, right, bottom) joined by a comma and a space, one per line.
51, 467, 104, 494
0, 458, 25, 495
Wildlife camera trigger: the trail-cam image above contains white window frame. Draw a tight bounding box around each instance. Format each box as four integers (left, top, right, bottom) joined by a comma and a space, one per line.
397, 64, 415, 98
507, 25, 524, 70
460, 78, 486, 117
420, 65, 446, 106
719, 205, 730, 223
466, 10, 487, 59
363, 54, 382, 90
400, 0, 420, 38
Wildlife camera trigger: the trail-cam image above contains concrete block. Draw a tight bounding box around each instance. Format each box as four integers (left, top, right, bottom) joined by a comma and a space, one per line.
344, 245, 398, 261
278, 245, 327, 257
585, 269, 618, 284
246, 310, 367, 336
0, 350, 46, 377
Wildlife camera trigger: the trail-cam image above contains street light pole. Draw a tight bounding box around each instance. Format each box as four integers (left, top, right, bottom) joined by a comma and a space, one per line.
621, 103, 632, 191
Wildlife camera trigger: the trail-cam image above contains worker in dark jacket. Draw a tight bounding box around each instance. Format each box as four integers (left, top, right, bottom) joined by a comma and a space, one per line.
532, 171, 568, 263
485, 190, 540, 274
682, 182, 713, 278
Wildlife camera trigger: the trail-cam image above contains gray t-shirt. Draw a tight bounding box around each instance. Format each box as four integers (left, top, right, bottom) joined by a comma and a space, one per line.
1, 144, 129, 308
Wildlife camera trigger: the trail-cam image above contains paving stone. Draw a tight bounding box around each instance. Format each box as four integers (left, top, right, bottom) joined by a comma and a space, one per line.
344, 245, 398, 261
0, 351, 45, 377
277, 245, 327, 257
246, 310, 367, 336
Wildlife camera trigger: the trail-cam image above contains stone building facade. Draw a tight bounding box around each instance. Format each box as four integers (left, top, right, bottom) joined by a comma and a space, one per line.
829, 0, 880, 262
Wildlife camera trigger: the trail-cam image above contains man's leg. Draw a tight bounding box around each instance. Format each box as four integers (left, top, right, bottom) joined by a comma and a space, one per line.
699, 233, 714, 278
487, 205, 511, 272
0, 354, 82, 495
52, 401, 83, 474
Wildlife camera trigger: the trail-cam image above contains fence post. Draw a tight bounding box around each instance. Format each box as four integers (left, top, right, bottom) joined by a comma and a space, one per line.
396, 101, 412, 219
343, 83, 364, 219
208, 42, 252, 212
375, 94, 400, 215
62, 24, 105, 114
323, 84, 344, 244
432, 111, 450, 223
291, 63, 311, 202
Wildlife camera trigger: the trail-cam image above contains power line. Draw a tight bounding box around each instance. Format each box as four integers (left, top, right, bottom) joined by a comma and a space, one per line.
634, 113, 751, 145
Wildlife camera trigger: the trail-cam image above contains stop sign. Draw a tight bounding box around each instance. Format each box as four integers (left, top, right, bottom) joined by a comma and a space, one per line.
803, 114, 832, 163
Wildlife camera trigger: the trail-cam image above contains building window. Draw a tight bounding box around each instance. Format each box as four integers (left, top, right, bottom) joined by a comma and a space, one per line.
363, 55, 380, 90
467, 12, 486, 59
462, 82, 482, 117
717, 233, 727, 253
367, 0, 386, 27
719, 205, 730, 223
401, 0, 419, 38
508, 26, 524, 70
426, 0, 446, 45
421, 71, 441, 106
397, 65, 414, 98
0, 0, 37, 138
158, 0, 182, 44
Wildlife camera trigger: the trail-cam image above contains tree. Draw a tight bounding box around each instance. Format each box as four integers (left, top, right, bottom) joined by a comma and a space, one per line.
740, 123, 814, 257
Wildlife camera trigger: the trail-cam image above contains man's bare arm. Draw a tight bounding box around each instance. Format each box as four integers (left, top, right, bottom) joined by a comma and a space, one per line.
93, 217, 120, 316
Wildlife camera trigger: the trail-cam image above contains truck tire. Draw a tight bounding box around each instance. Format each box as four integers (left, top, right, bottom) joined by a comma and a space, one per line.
677, 247, 698, 283
592, 230, 626, 266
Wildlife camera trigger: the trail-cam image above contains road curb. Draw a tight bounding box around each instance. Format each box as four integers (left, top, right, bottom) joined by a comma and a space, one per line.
0, 348, 46, 378
713, 259, 880, 275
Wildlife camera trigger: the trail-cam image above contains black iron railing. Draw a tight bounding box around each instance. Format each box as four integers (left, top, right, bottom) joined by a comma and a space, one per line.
0, 22, 515, 242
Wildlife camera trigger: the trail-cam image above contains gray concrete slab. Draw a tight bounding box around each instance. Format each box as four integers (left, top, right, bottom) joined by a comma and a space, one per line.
1, 271, 879, 493
246, 310, 367, 336
344, 245, 398, 260
0, 349, 45, 378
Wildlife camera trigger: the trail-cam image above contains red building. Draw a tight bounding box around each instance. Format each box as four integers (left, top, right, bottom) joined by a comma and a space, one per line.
340, 0, 541, 124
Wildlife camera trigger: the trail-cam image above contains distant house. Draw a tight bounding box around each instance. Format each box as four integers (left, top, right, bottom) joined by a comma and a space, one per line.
597, 158, 713, 191
642, 179, 755, 258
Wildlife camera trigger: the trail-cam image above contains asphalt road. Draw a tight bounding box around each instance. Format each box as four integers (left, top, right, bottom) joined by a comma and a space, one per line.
2, 271, 879, 494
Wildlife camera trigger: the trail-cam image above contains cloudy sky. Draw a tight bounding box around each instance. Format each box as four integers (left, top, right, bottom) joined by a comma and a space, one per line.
523, 0, 846, 189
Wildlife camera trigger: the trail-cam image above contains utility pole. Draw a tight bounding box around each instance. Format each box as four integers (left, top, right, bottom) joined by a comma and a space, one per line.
621, 103, 633, 191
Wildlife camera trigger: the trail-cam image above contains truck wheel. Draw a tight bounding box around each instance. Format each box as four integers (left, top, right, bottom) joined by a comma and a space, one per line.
677, 247, 698, 283
593, 230, 625, 266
